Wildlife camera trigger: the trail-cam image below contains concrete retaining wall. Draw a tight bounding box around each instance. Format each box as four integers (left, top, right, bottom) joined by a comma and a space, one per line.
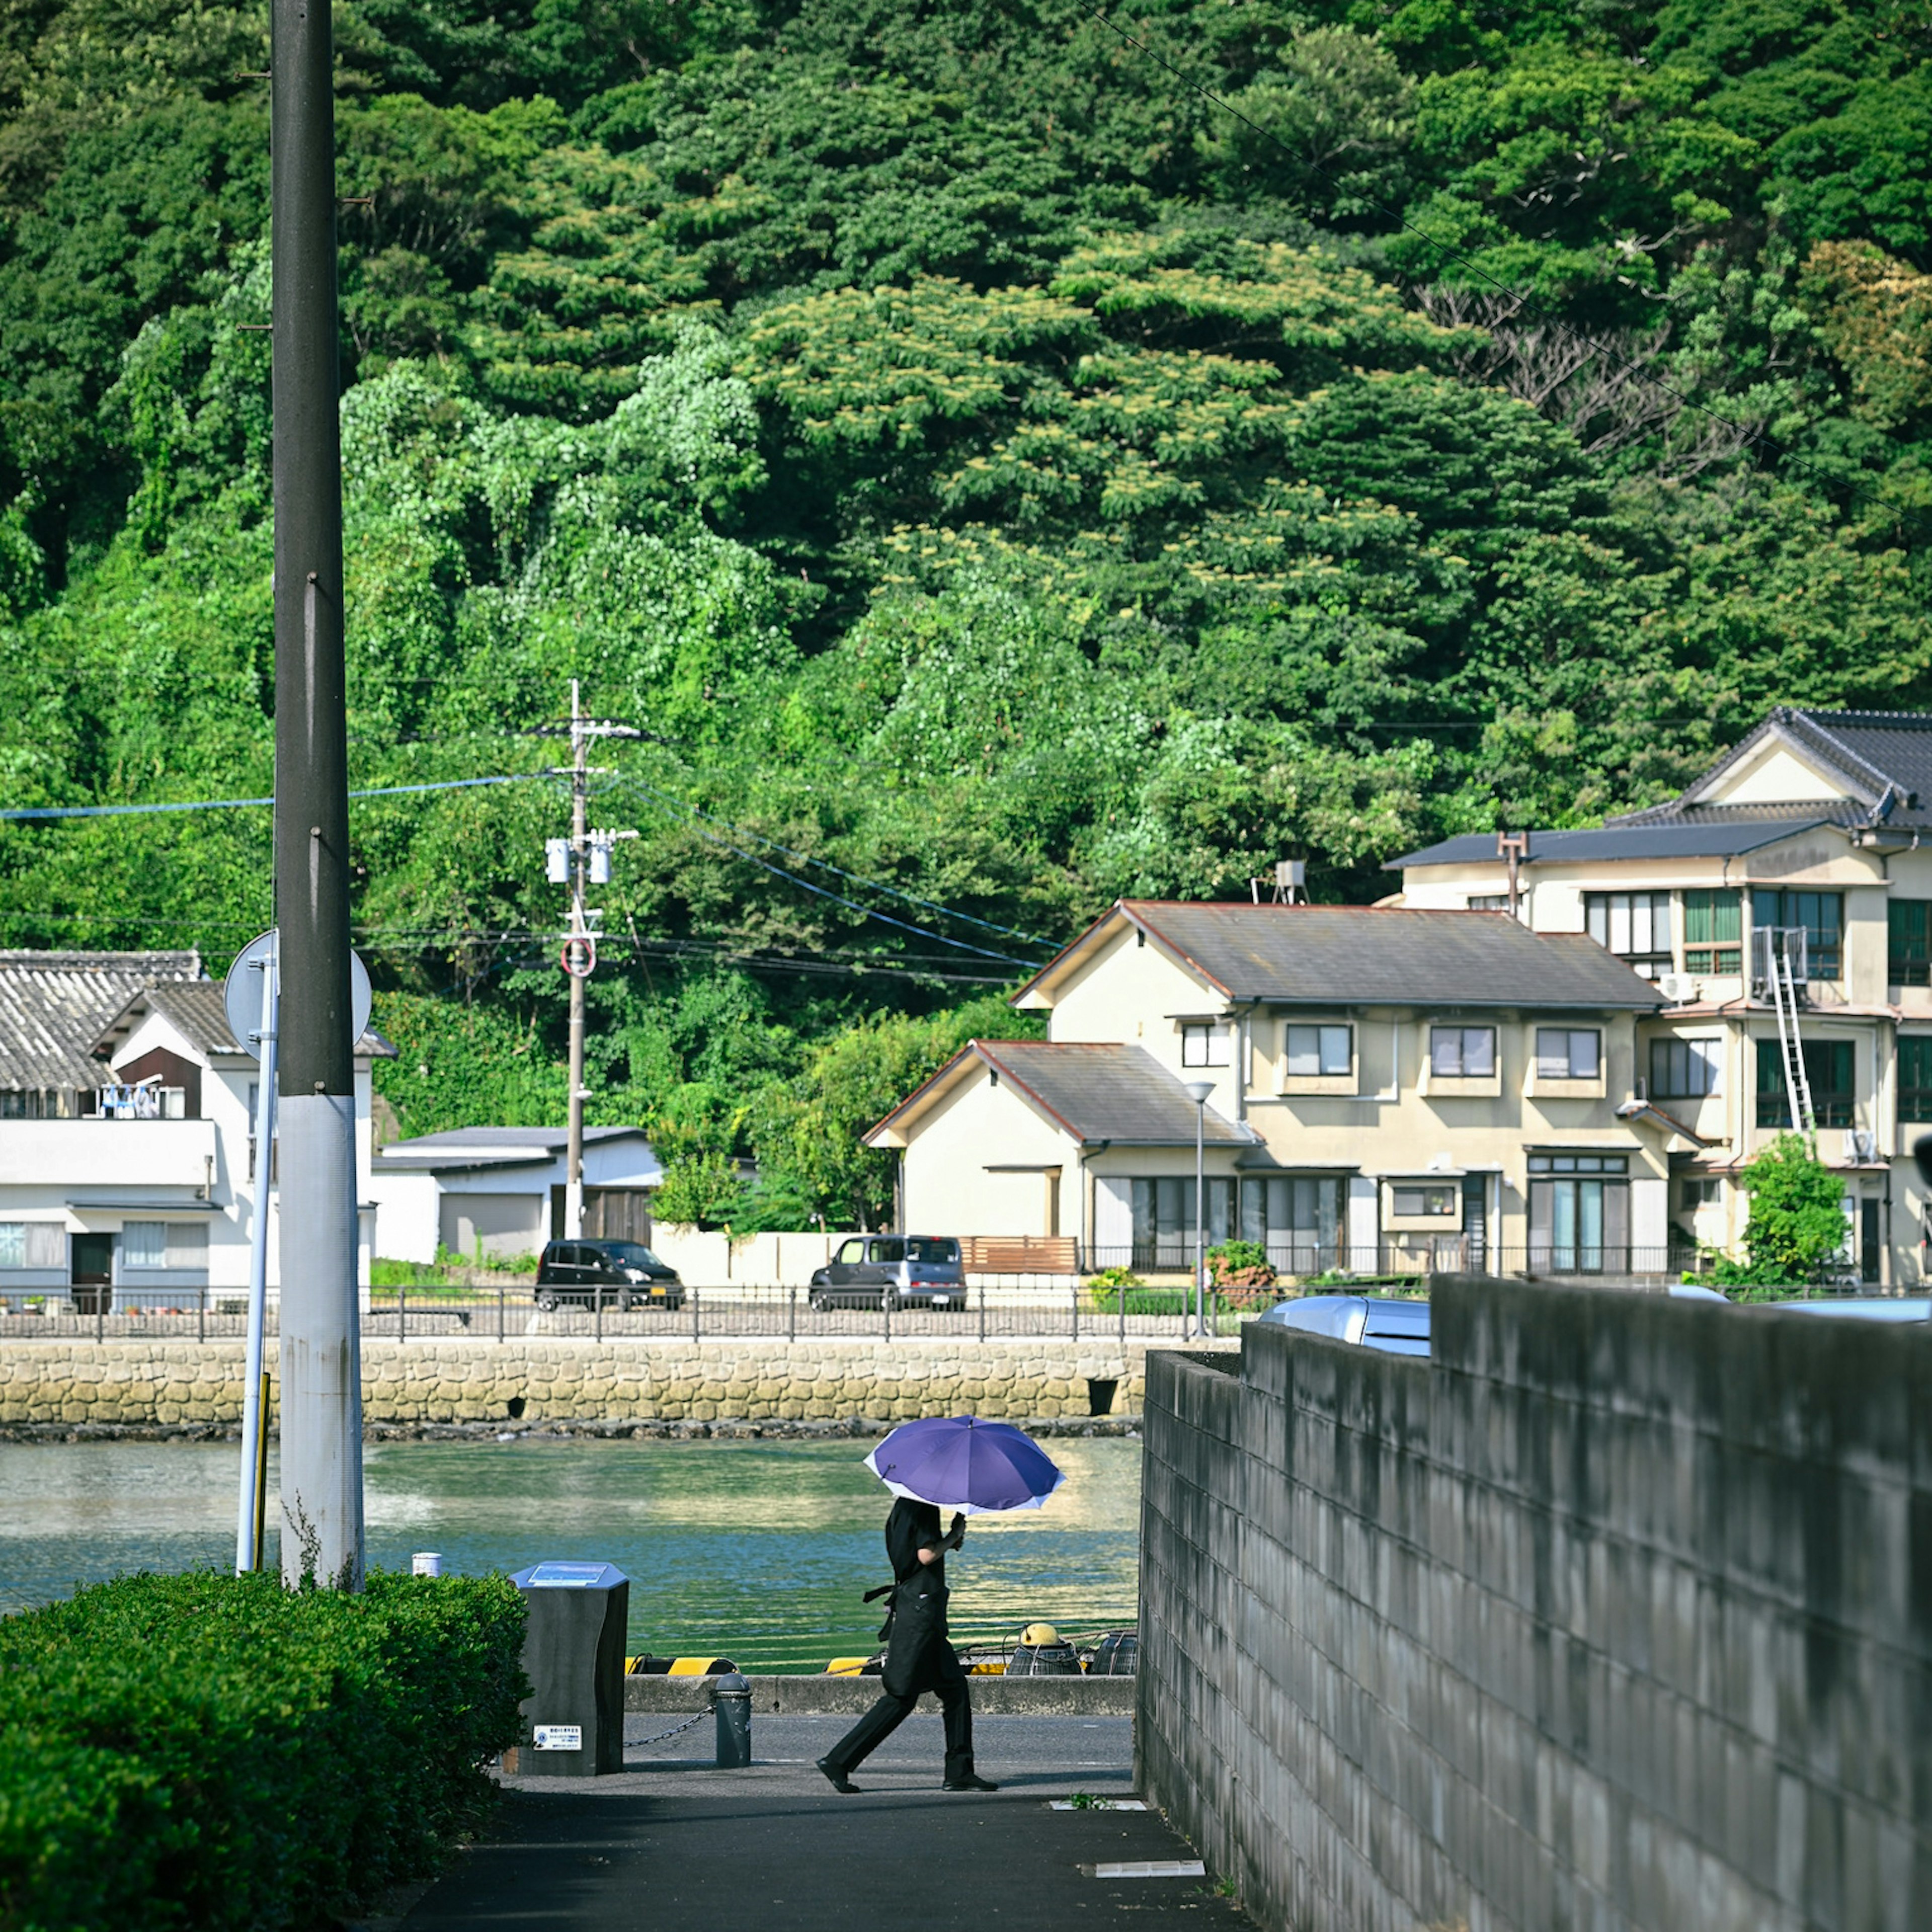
1138, 1277, 1932, 1932
0, 1337, 1210, 1428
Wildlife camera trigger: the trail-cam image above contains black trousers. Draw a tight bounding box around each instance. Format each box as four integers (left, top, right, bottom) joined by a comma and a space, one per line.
823, 1590, 974, 1780
822, 1670, 974, 1781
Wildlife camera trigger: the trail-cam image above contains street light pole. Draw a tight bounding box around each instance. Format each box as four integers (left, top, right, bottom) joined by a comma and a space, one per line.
1183, 1081, 1214, 1340
271, 0, 362, 1589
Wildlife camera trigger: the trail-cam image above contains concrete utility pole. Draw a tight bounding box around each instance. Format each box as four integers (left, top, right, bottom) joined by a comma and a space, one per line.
271, 0, 363, 1588
565, 681, 589, 1240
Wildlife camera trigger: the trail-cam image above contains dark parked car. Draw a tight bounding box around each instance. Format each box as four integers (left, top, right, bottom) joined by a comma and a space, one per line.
809, 1235, 965, 1311
535, 1239, 684, 1312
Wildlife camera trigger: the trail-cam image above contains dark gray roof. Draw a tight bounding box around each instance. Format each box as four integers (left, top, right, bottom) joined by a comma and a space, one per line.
1117, 903, 1664, 1010
0, 950, 202, 1091
1611, 706, 1932, 833
1389, 821, 1827, 869
97, 981, 396, 1061
967, 1041, 1255, 1147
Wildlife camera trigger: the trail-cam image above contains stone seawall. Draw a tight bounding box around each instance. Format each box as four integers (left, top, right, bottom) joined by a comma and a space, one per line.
0, 1337, 1215, 1430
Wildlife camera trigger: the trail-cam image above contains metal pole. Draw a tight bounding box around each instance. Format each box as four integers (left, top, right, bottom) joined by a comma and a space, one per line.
1071, 1284, 1079, 1342
1194, 1104, 1205, 1340
397, 1273, 406, 1342
273, 0, 363, 1591
691, 1285, 699, 1344
566, 680, 588, 1241
787, 1285, 795, 1344
236, 952, 277, 1573
979, 1280, 986, 1342
498, 1274, 505, 1344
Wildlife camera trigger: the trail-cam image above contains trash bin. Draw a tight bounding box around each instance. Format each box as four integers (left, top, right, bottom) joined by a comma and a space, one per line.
510, 1561, 629, 1777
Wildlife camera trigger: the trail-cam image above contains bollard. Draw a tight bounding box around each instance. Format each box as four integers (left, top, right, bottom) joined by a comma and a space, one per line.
711, 1672, 752, 1767
412, 1551, 443, 1577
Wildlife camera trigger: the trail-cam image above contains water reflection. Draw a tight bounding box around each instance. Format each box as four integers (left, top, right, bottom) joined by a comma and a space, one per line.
0, 1436, 1142, 1671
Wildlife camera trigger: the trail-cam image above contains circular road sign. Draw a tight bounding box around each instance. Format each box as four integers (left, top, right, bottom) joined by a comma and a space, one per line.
222, 929, 372, 1062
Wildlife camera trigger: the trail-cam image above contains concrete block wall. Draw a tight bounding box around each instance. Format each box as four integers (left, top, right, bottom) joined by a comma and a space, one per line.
0, 1337, 1204, 1428
1137, 1279, 1932, 1932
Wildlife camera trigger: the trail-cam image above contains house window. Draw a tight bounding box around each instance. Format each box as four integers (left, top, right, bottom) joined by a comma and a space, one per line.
1528, 1155, 1630, 1270
1899, 1037, 1932, 1121
1752, 889, 1843, 981
1585, 892, 1673, 977
1390, 1184, 1457, 1218
1535, 1028, 1601, 1080
1649, 1037, 1720, 1099
1429, 1026, 1495, 1078
1679, 1177, 1722, 1211
1467, 895, 1510, 913
1890, 901, 1932, 986
1130, 1177, 1234, 1264
1283, 1024, 1351, 1077
0, 1223, 64, 1269
1682, 889, 1742, 975
123, 1221, 166, 1268
1181, 1022, 1231, 1068
1755, 1038, 1855, 1129
1239, 1175, 1345, 1273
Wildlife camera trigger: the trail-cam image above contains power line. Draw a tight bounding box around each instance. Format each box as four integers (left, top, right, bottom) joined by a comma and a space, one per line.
613, 775, 1040, 968
0, 772, 550, 822
1053, 0, 1930, 545
620, 770, 1057, 949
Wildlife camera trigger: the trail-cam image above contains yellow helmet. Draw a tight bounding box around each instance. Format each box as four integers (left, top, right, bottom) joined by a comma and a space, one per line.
1020, 1621, 1060, 1647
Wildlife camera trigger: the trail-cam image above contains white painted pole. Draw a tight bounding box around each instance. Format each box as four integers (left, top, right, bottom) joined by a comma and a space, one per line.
236, 949, 277, 1573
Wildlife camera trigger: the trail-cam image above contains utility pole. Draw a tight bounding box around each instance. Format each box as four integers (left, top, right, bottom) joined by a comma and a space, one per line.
271, 0, 363, 1588
566, 681, 589, 1240
545, 684, 640, 1242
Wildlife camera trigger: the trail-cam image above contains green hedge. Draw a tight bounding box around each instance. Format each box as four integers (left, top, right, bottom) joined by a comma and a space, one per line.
0, 1570, 526, 1932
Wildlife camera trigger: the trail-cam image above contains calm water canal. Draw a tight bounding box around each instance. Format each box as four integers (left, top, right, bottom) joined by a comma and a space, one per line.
0, 1435, 1142, 1670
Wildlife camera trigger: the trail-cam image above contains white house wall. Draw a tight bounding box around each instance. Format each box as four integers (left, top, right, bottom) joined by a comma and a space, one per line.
898, 1064, 1078, 1237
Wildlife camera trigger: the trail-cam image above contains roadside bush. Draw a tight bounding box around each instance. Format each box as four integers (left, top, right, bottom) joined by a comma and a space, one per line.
0, 1570, 526, 1931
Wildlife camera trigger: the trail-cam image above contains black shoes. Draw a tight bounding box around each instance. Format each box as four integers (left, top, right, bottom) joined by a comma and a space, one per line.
816, 1757, 860, 1794
943, 1772, 999, 1792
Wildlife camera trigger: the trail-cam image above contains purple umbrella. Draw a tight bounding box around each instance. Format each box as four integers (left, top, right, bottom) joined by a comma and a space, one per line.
865, 1415, 1065, 1515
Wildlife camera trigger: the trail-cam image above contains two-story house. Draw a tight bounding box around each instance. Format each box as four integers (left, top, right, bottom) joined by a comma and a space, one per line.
1390, 706, 1932, 1284
866, 901, 1668, 1280
0, 950, 390, 1310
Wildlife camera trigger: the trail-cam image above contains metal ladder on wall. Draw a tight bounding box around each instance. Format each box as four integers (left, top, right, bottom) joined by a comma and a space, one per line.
1764, 929, 1815, 1135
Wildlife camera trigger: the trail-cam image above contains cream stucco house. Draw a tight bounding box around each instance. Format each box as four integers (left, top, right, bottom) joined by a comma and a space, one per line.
1390, 706, 1932, 1285
867, 902, 1668, 1280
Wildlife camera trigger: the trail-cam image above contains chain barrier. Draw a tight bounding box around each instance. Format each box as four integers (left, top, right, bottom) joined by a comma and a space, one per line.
629, 1707, 712, 1751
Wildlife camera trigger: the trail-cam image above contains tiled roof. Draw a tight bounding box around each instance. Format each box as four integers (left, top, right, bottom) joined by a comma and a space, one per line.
1610, 707, 1932, 832
0, 950, 201, 1092
1389, 822, 1826, 868
875, 1041, 1256, 1149
1102, 903, 1664, 1010
97, 981, 396, 1061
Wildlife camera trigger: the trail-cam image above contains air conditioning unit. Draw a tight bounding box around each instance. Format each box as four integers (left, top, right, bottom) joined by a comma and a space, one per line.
1849, 1129, 1878, 1165
1656, 972, 1696, 1004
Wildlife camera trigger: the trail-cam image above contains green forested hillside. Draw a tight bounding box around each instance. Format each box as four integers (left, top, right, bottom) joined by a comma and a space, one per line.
2, 1, 1929, 1222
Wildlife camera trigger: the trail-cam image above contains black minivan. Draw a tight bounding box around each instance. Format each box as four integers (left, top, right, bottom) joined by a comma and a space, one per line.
534, 1239, 684, 1312
808, 1235, 965, 1311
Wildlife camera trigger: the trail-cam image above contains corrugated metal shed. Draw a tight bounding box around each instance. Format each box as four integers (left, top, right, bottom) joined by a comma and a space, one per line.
0, 950, 201, 1092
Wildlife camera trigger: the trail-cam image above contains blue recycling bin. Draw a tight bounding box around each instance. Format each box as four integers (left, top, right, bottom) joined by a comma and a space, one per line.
510, 1561, 629, 1777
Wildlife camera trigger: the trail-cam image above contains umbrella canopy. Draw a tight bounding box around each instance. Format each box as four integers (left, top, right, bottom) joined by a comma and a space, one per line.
865, 1416, 1065, 1515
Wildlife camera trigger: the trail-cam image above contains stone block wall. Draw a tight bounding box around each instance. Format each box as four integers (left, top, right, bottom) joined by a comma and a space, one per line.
0, 1336, 1205, 1428
1137, 1279, 1932, 1932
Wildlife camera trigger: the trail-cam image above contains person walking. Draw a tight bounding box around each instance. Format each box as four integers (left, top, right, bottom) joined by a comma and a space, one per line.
816, 1495, 997, 1794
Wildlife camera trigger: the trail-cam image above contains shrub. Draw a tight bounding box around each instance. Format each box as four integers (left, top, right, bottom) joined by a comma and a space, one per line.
1087, 1265, 1144, 1291
1205, 1239, 1276, 1300
1710, 1134, 1848, 1286
0, 1570, 526, 1931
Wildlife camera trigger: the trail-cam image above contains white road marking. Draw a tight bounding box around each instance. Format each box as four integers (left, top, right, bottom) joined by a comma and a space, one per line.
1081, 1860, 1205, 1879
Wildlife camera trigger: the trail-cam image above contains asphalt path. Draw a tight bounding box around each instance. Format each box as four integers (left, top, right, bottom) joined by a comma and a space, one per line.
397, 1716, 1247, 1931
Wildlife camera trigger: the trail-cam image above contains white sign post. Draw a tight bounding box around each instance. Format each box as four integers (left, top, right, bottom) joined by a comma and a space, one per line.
223, 930, 370, 1573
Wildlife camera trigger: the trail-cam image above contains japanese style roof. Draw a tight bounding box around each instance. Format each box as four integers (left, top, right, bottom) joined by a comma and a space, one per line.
0, 950, 202, 1093
1644, 707, 1932, 831
1015, 903, 1665, 1012
1388, 821, 1827, 868
95, 981, 395, 1062
866, 1040, 1257, 1150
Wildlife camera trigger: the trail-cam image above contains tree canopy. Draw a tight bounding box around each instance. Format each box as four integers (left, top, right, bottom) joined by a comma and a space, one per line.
1, 0, 1929, 1224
